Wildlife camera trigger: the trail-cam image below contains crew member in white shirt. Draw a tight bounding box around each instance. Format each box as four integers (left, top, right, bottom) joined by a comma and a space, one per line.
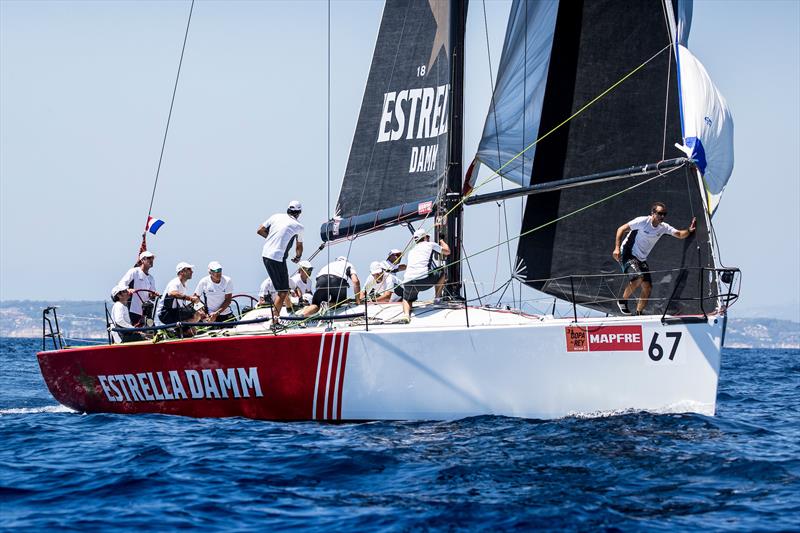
195, 261, 234, 324
395, 229, 450, 323
385, 248, 406, 275
258, 275, 298, 308
307, 256, 361, 315
109, 285, 146, 343
117, 250, 160, 326
612, 201, 696, 315
362, 261, 400, 303
291, 260, 314, 299
257, 200, 304, 321
158, 262, 204, 325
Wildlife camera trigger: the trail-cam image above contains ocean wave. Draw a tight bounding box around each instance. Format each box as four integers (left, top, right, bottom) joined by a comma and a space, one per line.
0, 405, 76, 416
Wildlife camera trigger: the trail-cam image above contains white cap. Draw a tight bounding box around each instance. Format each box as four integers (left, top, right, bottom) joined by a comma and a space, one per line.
111, 285, 127, 299
389, 248, 402, 256
336, 256, 347, 262
139, 250, 155, 260
369, 261, 384, 275
413, 228, 428, 241
208, 261, 223, 271
175, 262, 194, 274
298, 260, 313, 270
380, 260, 393, 271
288, 200, 302, 211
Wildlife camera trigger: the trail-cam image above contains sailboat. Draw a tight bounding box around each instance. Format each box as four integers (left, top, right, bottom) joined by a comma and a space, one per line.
37, 0, 738, 421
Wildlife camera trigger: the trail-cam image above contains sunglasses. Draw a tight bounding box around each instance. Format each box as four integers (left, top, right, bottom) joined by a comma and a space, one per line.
653, 211, 668, 217
210, 269, 222, 273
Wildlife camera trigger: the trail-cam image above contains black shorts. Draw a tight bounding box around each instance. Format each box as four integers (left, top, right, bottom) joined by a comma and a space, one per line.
394, 272, 441, 303
622, 252, 652, 284
312, 275, 349, 307
264, 257, 290, 292
159, 304, 196, 325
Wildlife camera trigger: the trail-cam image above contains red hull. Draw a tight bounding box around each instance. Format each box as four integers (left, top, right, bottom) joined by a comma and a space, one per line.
37, 332, 350, 421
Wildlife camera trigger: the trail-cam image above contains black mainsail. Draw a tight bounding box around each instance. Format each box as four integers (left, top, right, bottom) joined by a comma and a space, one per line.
321, 0, 455, 241
473, 0, 733, 316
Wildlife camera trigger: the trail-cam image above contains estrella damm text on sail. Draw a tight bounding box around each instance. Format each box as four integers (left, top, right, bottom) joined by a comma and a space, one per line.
376, 84, 449, 173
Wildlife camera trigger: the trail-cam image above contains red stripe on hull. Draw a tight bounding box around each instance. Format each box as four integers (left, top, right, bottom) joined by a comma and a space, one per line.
37, 333, 334, 421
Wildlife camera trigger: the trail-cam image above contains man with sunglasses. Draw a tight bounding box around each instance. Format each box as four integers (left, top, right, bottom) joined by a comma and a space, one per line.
612, 202, 696, 315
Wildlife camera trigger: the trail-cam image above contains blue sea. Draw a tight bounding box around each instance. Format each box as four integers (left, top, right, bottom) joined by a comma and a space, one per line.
1, 338, 798, 530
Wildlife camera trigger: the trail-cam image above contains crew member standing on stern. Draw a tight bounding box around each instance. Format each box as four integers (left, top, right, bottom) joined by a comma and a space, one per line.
612, 202, 696, 315
117, 250, 160, 326
257, 200, 304, 321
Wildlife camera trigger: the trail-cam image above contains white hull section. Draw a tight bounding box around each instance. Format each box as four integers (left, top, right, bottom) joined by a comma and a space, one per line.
234, 303, 724, 420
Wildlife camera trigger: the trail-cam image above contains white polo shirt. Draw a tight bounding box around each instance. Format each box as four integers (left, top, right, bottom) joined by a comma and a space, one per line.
110, 301, 135, 343
259, 276, 298, 298
317, 259, 357, 281
195, 275, 234, 313
622, 216, 679, 261
118, 267, 156, 316
261, 213, 304, 261
291, 272, 312, 294
404, 242, 441, 282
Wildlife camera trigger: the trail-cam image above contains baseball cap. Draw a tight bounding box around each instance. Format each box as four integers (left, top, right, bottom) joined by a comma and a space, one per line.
111, 285, 127, 299
336, 256, 347, 262
175, 262, 194, 274
369, 261, 383, 275
413, 228, 427, 241
388, 248, 402, 256
298, 260, 313, 270
139, 250, 155, 260
288, 200, 302, 211
208, 261, 223, 272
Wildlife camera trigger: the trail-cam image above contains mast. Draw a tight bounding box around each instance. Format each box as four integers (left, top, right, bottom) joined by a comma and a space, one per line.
442, 0, 467, 300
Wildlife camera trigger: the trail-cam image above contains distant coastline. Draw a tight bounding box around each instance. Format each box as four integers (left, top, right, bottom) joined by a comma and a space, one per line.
1, 300, 797, 349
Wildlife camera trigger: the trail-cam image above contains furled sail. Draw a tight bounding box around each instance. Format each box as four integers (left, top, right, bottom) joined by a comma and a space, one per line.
675, 45, 734, 215
475, 0, 733, 316
321, 0, 453, 241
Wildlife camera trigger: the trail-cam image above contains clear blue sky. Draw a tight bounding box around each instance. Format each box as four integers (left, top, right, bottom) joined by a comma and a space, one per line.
1, 0, 798, 321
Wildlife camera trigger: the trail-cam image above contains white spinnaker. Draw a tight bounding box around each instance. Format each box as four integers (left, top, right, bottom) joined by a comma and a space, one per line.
677, 45, 734, 215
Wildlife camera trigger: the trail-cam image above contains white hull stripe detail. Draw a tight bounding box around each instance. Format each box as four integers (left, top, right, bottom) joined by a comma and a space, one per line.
311, 332, 328, 420
332, 331, 346, 420
323, 332, 339, 420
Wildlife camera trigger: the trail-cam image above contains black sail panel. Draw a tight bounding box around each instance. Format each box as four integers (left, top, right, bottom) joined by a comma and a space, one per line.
334, 0, 451, 226
516, 0, 716, 316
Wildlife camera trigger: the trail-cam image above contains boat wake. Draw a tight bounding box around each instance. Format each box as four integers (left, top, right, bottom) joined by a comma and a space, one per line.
0, 405, 77, 416
569, 400, 714, 419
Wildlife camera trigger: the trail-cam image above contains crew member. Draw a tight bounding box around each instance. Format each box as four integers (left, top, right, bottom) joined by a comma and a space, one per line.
394, 229, 450, 323
117, 250, 160, 326
362, 261, 400, 303
307, 256, 361, 314
258, 275, 298, 309
612, 202, 696, 315
109, 285, 146, 343
386, 248, 406, 274
157, 262, 204, 325
257, 200, 304, 321
195, 261, 234, 324
291, 260, 314, 299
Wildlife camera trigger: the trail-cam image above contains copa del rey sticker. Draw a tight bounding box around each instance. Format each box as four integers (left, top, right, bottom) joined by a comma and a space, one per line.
565, 326, 644, 352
